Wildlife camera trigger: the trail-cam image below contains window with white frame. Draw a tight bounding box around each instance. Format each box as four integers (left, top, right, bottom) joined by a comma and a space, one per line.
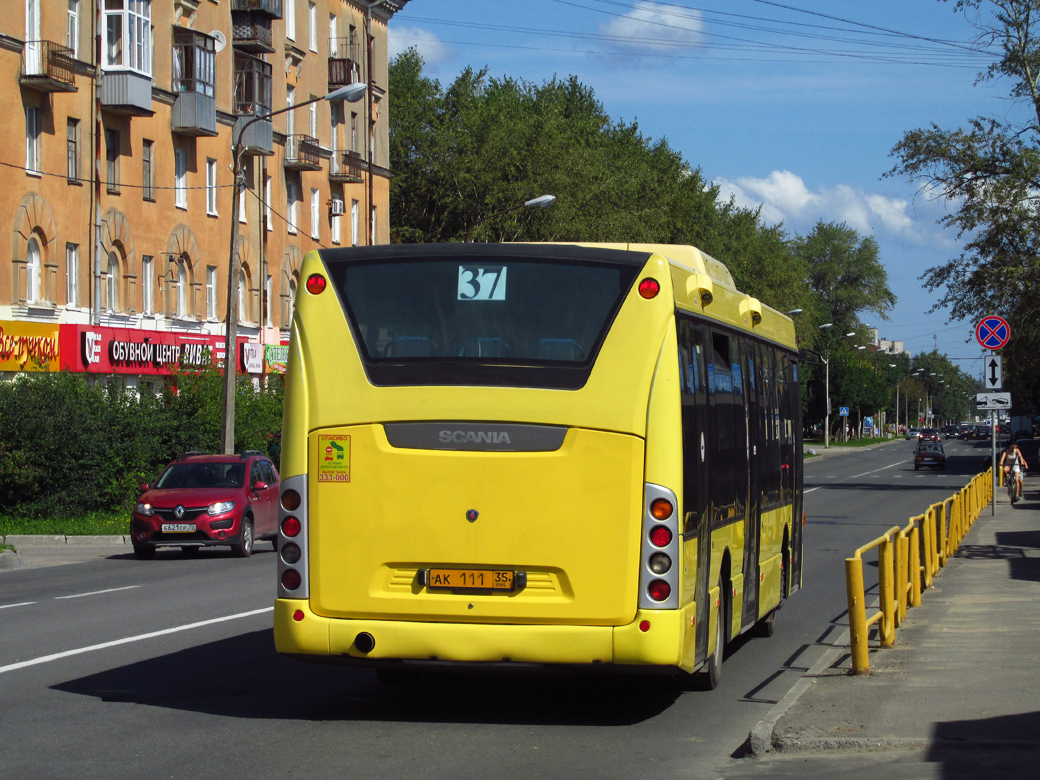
265, 275, 272, 326
27, 235, 42, 303
265, 175, 272, 231
351, 199, 359, 246
67, 118, 79, 180
25, 107, 39, 174
142, 255, 153, 314
371, 205, 377, 244
351, 111, 358, 150
287, 177, 298, 234
329, 13, 337, 56
107, 251, 121, 311
285, 0, 295, 41
177, 257, 189, 317
286, 85, 295, 136
206, 158, 218, 215
175, 148, 187, 209
103, 0, 152, 76
66, 243, 78, 307
331, 198, 341, 244
309, 100, 317, 138
310, 188, 320, 239
238, 268, 248, 323
67, 0, 79, 58
206, 265, 217, 319
309, 2, 317, 51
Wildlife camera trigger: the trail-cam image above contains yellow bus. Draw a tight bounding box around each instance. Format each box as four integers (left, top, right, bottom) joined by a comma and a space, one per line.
274, 242, 803, 688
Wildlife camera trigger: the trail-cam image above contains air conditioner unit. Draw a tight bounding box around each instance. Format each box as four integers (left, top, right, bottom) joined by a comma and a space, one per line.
329, 199, 345, 216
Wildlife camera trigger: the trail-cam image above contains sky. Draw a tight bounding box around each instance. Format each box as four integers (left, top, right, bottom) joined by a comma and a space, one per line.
386, 0, 1018, 379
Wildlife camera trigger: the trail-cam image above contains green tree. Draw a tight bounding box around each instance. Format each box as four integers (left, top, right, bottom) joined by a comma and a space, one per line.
887, 0, 1040, 409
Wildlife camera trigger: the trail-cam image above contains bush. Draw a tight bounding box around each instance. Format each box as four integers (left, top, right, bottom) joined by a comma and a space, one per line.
0, 370, 283, 519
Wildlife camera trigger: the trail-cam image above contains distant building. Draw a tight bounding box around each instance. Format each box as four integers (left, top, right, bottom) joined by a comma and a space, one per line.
1, 0, 409, 388
868, 328, 909, 356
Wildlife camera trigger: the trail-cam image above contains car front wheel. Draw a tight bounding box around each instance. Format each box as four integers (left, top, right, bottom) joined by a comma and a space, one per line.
232, 518, 254, 558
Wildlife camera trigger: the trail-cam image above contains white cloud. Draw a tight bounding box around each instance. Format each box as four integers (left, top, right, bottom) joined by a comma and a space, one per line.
600, 2, 704, 52
388, 25, 449, 66
714, 170, 950, 246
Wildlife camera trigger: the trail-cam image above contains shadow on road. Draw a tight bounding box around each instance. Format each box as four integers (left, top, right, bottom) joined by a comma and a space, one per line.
928, 711, 1040, 778
53, 629, 682, 725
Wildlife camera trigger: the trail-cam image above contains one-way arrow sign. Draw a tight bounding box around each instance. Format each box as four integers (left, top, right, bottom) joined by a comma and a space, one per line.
986, 355, 1003, 389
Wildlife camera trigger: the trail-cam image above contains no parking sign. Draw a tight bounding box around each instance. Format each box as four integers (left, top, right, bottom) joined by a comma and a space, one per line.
976, 316, 1010, 350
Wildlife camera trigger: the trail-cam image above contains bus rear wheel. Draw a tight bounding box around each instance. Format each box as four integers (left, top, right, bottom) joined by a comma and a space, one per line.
696, 581, 725, 690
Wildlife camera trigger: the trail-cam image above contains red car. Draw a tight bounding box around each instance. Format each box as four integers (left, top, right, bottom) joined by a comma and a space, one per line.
918, 428, 940, 442
130, 452, 279, 559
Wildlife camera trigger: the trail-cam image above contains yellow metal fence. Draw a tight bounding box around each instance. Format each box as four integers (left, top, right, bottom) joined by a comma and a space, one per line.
844, 469, 992, 674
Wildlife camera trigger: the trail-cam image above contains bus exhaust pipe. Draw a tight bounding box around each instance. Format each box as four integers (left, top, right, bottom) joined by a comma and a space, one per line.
354, 632, 375, 654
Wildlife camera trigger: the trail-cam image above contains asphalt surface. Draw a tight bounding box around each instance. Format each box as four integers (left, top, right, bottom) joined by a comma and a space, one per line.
0, 438, 998, 779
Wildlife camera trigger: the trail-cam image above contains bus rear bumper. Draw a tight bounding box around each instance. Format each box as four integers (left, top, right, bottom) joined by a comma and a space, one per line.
275, 599, 694, 669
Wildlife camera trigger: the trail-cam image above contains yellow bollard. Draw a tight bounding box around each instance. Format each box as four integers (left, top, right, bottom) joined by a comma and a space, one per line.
879, 537, 896, 647
897, 532, 909, 623
939, 499, 951, 569
845, 557, 870, 674
910, 522, 922, 608
922, 508, 935, 587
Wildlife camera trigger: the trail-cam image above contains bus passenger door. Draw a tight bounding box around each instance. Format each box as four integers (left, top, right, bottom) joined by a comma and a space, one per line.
741, 339, 762, 629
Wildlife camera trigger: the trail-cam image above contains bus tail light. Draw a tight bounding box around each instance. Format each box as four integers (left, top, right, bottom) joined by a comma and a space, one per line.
282, 516, 301, 537
638, 278, 660, 299
305, 274, 327, 295
639, 484, 680, 610
281, 569, 302, 590
277, 474, 309, 600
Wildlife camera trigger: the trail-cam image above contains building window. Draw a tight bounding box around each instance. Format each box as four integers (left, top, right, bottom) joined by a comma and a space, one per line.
142, 255, 153, 314
287, 177, 298, 234
238, 268, 248, 323
286, 84, 295, 136
106, 251, 120, 312
106, 129, 120, 193
265, 275, 273, 326
141, 139, 154, 200
206, 158, 218, 215
67, 0, 79, 58
206, 265, 217, 320
239, 187, 248, 224
371, 205, 377, 245
351, 199, 359, 246
175, 148, 187, 209
285, 0, 295, 41
27, 235, 42, 304
26, 107, 39, 175
329, 13, 338, 56
331, 198, 341, 244
265, 175, 272, 231
309, 100, 317, 138
66, 243, 78, 307
233, 52, 272, 115
66, 119, 79, 181
103, 0, 152, 76
309, 2, 317, 51
310, 188, 320, 240
350, 111, 358, 151
172, 27, 215, 97
177, 257, 189, 318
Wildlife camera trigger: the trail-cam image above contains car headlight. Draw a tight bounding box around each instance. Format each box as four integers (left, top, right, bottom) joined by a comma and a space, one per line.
208, 501, 236, 516
135, 503, 153, 516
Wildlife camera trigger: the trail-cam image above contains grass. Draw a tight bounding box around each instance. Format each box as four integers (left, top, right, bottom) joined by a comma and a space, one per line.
804, 436, 902, 449
0, 510, 129, 537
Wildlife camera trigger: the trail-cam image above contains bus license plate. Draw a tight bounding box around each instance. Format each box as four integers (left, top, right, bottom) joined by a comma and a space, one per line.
162, 523, 196, 533
427, 569, 514, 591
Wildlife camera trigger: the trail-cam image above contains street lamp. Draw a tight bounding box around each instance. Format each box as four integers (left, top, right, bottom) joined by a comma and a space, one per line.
465, 195, 556, 242
787, 308, 803, 316
219, 83, 368, 454
816, 323, 834, 448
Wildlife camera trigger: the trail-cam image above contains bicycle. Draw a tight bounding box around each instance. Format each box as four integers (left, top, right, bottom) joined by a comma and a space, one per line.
1006, 466, 1024, 504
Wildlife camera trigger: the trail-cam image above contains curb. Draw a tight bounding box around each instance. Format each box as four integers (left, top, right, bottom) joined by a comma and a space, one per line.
0, 549, 25, 569
2, 534, 127, 547
748, 626, 851, 756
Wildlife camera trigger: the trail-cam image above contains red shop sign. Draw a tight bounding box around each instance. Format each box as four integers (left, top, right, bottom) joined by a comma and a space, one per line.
59, 325, 249, 375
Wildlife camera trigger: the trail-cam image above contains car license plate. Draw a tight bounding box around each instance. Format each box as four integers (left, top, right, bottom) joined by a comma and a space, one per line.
426, 568, 514, 591
162, 523, 196, 533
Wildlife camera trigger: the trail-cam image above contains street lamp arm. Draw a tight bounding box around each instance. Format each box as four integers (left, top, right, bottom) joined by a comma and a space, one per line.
465, 195, 556, 242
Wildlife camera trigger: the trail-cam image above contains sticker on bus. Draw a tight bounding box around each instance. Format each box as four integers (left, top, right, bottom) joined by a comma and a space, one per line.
318, 435, 351, 482
458, 266, 507, 301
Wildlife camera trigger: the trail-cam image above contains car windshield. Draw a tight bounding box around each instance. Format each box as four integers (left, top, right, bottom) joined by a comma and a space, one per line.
918, 444, 942, 453
156, 462, 245, 489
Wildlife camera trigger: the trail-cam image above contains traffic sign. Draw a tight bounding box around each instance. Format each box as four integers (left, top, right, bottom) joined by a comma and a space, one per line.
976, 315, 1010, 350
839, 406, 849, 417
985, 355, 1002, 390
976, 392, 1011, 410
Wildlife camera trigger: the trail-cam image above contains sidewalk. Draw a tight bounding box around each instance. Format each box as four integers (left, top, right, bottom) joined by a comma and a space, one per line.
0, 535, 128, 570
724, 481, 1040, 779
804, 436, 906, 458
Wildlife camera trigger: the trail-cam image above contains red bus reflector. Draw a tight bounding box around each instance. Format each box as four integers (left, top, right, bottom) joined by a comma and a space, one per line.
649, 525, 672, 547
650, 498, 673, 520
281, 516, 301, 537
306, 274, 327, 295
648, 580, 670, 601
638, 278, 660, 299
639, 620, 650, 632
281, 569, 302, 590
293, 610, 304, 622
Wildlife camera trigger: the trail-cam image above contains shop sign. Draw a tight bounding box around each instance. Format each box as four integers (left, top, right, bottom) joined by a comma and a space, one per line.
265, 344, 289, 374
242, 343, 264, 374
60, 325, 247, 375
0, 320, 60, 372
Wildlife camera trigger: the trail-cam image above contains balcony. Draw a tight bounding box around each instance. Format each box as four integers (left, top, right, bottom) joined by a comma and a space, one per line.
230, 0, 283, 18
329, 150, 365, 183
234, 52, 273, 154
101, 71, 154, 116
328, 39, 361, 88
232, 11, 275, 54
20, 41, 77, 92
172, 90, 217, 136
284, 135, 322, 171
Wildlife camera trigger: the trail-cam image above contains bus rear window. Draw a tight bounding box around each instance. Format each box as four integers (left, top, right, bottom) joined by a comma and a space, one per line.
330, 257, 640, 389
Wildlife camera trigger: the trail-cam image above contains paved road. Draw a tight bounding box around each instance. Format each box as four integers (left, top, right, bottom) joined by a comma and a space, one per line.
0, 439, 990, 779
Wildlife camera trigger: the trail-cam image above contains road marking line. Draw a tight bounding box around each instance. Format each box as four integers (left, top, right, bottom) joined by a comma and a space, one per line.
0, 602, 36, 610
0, 606, 274, 675
55, 585, 142, 600
804, 487, 821, 494
804, 462, 904, 494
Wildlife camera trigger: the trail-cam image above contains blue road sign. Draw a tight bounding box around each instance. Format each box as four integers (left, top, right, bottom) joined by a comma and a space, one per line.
976, 316, 1010, 350
839, 407, 849, 416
